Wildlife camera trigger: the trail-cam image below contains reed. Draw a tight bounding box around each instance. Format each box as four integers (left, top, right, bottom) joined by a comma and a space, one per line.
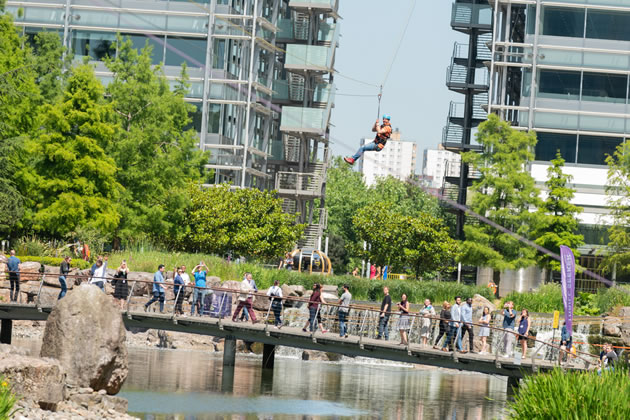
508, 367, 630, 419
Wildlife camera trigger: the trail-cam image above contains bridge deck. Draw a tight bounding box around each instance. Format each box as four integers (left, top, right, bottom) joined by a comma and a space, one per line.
0, 303, 587, 379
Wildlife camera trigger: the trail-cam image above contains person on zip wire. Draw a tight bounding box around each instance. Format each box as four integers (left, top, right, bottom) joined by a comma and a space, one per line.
344, 114, 392, 165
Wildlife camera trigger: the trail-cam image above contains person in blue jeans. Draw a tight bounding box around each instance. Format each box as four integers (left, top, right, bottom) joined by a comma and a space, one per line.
58, 256, 71, 300
344, 115, 393, 165
191, 262, 208, 316
377, 287, 392, 340
144, 265, 166, 313
7, 250, 21, 302
338, 284, 351, 338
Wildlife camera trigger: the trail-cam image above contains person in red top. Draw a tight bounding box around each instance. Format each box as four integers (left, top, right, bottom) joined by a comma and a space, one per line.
344, 114, 392, 165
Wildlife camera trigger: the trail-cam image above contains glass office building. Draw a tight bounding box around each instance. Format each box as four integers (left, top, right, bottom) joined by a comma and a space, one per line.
6, 0, 339, 248
488, 0, 629, 243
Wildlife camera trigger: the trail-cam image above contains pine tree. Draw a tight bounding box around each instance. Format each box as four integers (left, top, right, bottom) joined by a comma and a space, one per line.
459, 114, 541, 270
533, 152, 584, 272
16, 65, 122, 237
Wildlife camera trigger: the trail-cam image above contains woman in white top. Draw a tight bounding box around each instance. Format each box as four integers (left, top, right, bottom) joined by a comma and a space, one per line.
89, 256, 108, 292
267, 280, 283, 328
478, 307, 491, 354
419, 299, 436, 347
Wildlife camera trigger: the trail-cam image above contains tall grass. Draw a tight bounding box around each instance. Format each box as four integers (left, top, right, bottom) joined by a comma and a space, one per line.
501, 283, 564, 313
508, 368, 630, 419
106, 250, 493, 303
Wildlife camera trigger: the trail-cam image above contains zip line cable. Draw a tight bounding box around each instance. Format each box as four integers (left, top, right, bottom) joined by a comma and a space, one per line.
380, 0, 417, 89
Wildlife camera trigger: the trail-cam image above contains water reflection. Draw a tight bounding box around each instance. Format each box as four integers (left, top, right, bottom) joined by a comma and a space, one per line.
121, 347, 508, 419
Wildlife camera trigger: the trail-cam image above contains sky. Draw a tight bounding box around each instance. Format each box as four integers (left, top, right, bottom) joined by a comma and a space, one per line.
329, 0, 465, 172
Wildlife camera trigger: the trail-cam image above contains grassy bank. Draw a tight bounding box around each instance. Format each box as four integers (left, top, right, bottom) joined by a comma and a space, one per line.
508, 368, 630, 419
105, 250, 493, 304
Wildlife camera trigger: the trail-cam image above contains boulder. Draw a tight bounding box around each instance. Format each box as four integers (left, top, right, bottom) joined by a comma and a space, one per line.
207, 276, 221, 287
221, 280, 242, 299
282, 284, 305, 297
19, 261, 42, 282
0, 262, 6, 278
472, 294, 496, 315
301, 350, 330, 361
603, 316, 622, 337
253, 289, 271, 311
322, 284, 339, 294
126, 271, 153, 296
0, 255, 7, 264
0, 350, 65, 408
40, 284, 128, 395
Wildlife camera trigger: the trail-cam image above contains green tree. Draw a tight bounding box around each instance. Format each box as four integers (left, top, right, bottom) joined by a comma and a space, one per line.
532, 152, 584, 271
368, 175, 441, 219
15, 64, 122, 237
104, 38, 208, 245
459, 114, 541, 271
604, 141, 630, 274
29, 31, 68, 102
352, 202, 459, 278
180, 184, 305, 260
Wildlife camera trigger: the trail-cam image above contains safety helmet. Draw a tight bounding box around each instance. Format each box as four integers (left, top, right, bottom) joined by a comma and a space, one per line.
382, 114, 391, 120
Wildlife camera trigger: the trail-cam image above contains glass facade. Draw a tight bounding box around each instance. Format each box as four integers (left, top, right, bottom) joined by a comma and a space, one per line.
7, 0, 339, 240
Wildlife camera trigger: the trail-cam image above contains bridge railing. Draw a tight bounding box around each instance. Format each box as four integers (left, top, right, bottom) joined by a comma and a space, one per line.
5, 270, 600, 370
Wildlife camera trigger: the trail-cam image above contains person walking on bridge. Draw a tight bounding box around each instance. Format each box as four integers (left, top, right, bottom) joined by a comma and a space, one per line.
451, 296, 464, 352
502, 301, 517, 357
518, 309, 530, 359
7, 250, 21, 302
478, 306, 491, 354
397, 294, 411, 345
239, 273, 258, 321
460, 297, 474, 353
376, 286, 392, 340
303, 283, 327, 333
89, 256, 108, 292
338, 284, 351, 338
58, 255, 71, 300
435, 301, 451, 350
173, 267, 185, 316
191, 262, 208, 316
419, 299, 436, 347
232, 273, 257, 324
144, 264, 166, 313
267, 280, 283, 328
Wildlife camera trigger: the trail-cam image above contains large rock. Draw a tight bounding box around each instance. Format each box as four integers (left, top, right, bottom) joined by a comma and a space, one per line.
472, 294, 496, 314
40, 284, 128, 394
19, 261, 42, 282
253, 288, 271, 311
603, 316, 622, 337
126, 271, 153, 296
0, 349, 65, 408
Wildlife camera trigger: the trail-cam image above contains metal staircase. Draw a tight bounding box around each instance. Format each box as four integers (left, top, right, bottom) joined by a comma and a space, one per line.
297, 209, 327, 249
288, 73, 305, 102
283, 136, 301, 162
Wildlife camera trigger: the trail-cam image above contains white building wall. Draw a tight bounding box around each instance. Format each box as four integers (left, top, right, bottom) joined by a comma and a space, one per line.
360, 137, 417, 186
422, 148, 461, 189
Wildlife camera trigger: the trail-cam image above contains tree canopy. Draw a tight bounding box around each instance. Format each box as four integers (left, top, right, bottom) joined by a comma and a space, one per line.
532, 152, 584, 271
179, 184, 305, 260
459, 114, 541, 271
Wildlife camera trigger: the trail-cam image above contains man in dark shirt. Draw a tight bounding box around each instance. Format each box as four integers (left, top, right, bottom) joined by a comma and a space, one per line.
58, 256, 71, 300
377, 287, 392, 340
7, 250, 21, 302
598, 343, 618, 375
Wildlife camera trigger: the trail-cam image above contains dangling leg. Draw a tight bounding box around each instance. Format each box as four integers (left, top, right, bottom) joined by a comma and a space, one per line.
344, 142, 379, 165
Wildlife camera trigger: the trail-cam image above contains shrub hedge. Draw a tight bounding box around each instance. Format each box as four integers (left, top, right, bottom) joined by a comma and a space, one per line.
14, 256, 91, 270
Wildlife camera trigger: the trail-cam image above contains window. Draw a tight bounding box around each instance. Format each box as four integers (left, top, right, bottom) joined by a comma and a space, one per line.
72, 31, 115, 61
542, 7, 585, 38
581, 72, 627, 104
535, 132, 577, 163
538, 70, 580, 99
184, 102, 202, 133
577, 136, 622, 165
121, 34, 165, 65
165, 37, 207, 69
586, 10, 630, 42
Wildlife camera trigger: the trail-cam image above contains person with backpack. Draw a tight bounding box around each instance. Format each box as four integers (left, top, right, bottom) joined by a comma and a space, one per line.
58, 256, 71, 300
338, 284, 351, 338
343, 115, 393, 165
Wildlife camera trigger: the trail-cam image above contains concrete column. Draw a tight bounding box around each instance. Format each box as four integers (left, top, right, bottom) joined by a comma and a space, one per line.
221, 364, 235, 393
262, 343, 276, 370
507, 376, 520, 396
0, 319, 12, 345
223, 338, 236, 367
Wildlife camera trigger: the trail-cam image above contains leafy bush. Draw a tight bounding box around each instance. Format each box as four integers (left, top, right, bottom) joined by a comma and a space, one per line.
0, 377, 19, 420
13, 236, 56, 257
595, 285, 630, 314
16, 256, 91, 270
508, 368, 630, 419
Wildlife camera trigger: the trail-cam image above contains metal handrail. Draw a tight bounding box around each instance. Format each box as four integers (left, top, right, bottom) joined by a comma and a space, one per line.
7, 271, 600, 366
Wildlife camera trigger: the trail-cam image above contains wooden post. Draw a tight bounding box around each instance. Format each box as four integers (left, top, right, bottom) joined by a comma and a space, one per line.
262, 343, 276, 370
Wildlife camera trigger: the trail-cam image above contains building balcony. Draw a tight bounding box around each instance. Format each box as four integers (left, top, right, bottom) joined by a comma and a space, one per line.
446, 95, 488, 127
280, 106, 332, 136
275, 171, 324, 198
288, 0, 339, 15
443, 160, 481, 186
446, 64, 490, 94
451, 1, 492, 34
441, 123, 483, 153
